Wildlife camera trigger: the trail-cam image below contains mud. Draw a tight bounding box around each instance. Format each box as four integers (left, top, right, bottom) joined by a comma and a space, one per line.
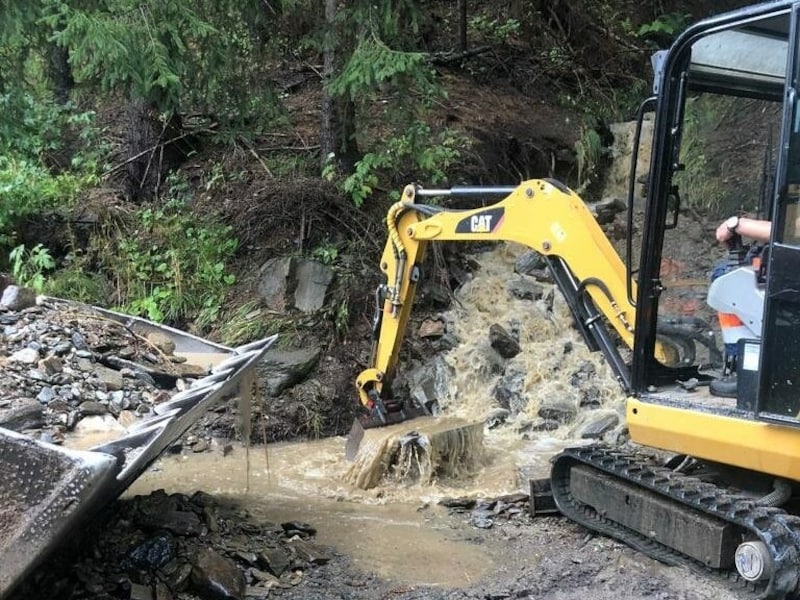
125, 443, 742, 600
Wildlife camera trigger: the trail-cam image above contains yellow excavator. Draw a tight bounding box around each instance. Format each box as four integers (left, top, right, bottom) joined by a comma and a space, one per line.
353, 1, 800, 595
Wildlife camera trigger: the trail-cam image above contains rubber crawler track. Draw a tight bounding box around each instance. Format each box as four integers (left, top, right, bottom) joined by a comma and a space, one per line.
551, 445, 800, 599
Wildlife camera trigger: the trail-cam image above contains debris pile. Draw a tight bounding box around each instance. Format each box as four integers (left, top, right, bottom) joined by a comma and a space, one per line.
0, 291, 209, 445
0, 290, 330, 600
439, 492, 532, 529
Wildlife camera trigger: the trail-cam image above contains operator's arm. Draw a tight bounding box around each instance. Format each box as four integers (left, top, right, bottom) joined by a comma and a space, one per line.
715, 216, 771, 244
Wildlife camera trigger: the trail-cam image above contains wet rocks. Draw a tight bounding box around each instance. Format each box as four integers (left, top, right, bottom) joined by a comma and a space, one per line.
12, 489, 330, 600
570, 409, 620, 439
191, 548, 246, 600
489, 324, 521, 359
537, 397, 578, 423
440, 492, 531, 530
493, 368, 528, 415
514, 250, 547, 275
0, 295, 210, 441
507, 276, 546, 301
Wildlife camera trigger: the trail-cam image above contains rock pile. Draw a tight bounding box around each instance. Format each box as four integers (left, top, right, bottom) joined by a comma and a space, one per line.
11, 489, 329, 600
0, 291, 208, 445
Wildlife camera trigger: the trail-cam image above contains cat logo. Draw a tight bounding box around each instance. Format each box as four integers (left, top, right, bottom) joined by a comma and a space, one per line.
470, 214, 493, 232
455, 207, 504, 234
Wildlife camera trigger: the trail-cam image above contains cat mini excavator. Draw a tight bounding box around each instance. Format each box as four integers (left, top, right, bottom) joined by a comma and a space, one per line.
352, 1, 800, 595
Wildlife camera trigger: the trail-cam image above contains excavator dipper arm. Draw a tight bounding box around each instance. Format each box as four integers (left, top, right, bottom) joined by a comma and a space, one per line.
355, 179, 637, 427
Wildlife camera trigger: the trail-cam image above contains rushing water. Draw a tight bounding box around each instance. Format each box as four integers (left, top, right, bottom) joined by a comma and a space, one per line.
124, 242, 624, 587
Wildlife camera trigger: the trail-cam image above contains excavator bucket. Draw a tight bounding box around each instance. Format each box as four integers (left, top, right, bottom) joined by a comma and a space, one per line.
0, 298, 278, 600
345, 402, 431, 461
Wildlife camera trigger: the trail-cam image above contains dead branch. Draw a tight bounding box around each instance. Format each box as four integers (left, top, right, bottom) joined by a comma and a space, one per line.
430, 45, 493, 65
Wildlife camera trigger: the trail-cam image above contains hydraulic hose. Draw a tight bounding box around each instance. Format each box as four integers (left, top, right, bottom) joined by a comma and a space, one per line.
577, 276, 634, 333
757, 478, 793, 508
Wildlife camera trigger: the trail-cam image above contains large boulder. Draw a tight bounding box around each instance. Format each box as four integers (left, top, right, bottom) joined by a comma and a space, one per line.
256, 257, 334, 313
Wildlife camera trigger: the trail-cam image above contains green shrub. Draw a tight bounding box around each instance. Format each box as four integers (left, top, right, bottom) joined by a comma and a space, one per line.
9, 243, 55, 292
328, 121, 467, 206
109, 175, 238, 330
0, 157, 92, 249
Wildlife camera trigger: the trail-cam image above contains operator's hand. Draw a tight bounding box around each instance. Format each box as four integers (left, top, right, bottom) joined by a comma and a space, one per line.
715, 216, 771, 245
715, 220, 735, 244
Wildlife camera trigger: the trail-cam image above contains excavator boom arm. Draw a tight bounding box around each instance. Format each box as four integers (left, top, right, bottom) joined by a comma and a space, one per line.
356, 179, 637, 417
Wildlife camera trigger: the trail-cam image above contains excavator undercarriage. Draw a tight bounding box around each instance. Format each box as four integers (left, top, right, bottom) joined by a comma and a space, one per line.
552, 447, 800, 595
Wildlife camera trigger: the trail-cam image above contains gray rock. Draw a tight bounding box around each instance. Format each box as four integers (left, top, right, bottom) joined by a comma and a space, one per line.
256, 257, 293, 312
489, 323, 521, 359
257, 257, 334, 313
288, 538, 331, 565
514, 249, 546, 275
10, 347, 40, 364
258, 347, 321, 396
93, 364, 125, 391
537, 397, 578, 423
191, 547, 246, 600
26, 368, 48, 382
37, 387, 56, 404
0, 285, 36, 311
71, 331, 88, 351
493, 368, 527, 415
79, 401, 108, 416
507, 276, 545, 301
258, 548, 290, 577
402, 355, 455, 413
0, 398, 44, 431
572, 410, 620, 439
293, 259, 334, 312
591, 196, 627, 225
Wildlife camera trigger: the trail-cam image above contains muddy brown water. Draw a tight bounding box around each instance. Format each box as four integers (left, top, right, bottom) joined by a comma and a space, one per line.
119, 243, 624, 589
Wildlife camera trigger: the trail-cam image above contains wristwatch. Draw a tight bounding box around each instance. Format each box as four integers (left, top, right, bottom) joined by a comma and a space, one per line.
726, 215, 740, 234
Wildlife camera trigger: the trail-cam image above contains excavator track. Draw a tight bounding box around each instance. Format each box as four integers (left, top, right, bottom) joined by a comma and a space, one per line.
551, 445, 800, 599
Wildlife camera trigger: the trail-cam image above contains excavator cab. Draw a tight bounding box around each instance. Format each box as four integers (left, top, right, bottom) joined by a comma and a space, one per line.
631, 2, 800, 436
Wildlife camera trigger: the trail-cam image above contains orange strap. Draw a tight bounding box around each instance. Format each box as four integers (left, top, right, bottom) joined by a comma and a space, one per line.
718, 312, 744, 328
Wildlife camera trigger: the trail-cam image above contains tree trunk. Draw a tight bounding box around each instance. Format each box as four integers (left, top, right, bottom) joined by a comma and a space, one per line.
124, 95, 185, 203
320, 0, 358, 175
320, 0, 338, 173
457, 0, 468, 52
47, 44, 73, 105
